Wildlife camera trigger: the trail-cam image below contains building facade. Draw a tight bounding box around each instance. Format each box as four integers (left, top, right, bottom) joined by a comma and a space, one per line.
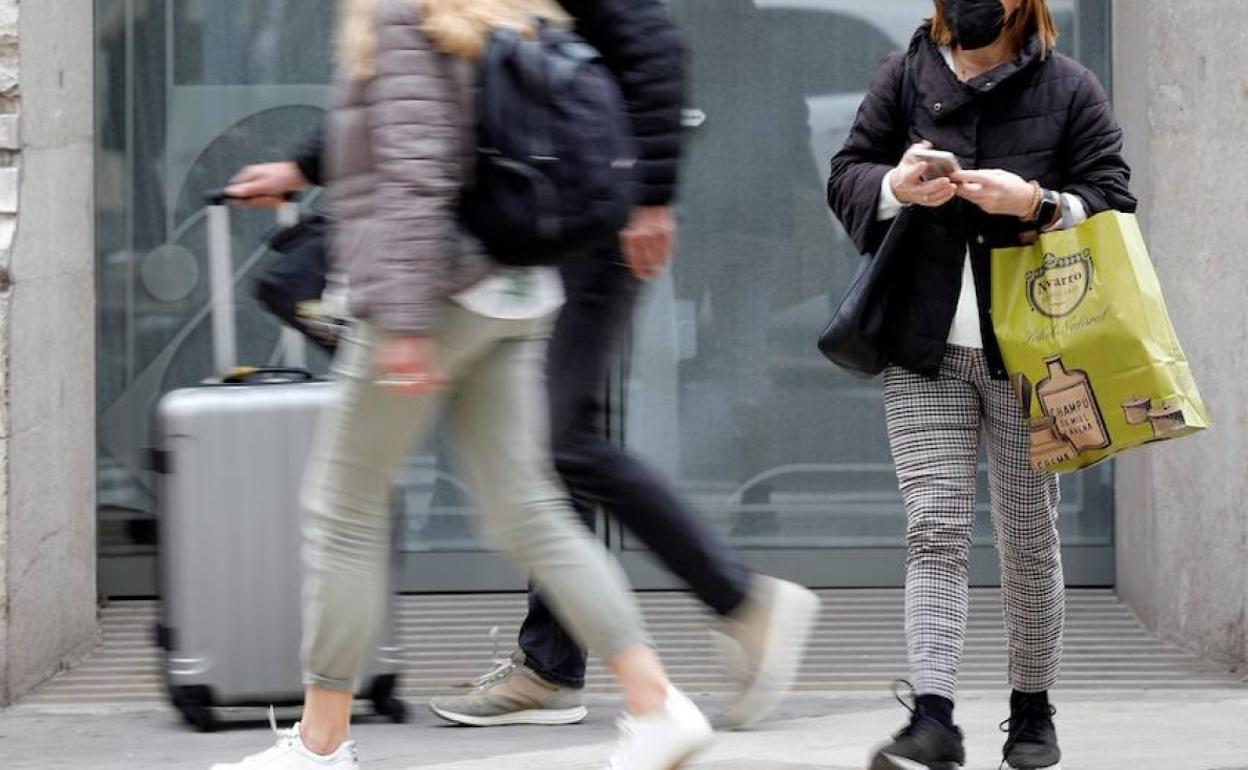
0, 0, 97, 705
1112, 0, 1248, 671
0, 0, 1244, 705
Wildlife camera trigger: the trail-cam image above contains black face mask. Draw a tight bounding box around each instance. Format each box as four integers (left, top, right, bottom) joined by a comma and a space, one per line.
942, 0, 1010, 51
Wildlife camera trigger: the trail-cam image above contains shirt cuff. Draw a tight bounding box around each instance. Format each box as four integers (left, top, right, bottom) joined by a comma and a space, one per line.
1043, 193, 1088, 232
878, 169, 906, 222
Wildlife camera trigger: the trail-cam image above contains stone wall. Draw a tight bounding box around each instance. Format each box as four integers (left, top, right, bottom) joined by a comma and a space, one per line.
0, 0, 98, 705
0, 0, 18, 707
1113, 0, 1248, 671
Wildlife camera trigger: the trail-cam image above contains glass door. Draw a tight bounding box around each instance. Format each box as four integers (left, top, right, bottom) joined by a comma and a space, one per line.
95, 0, 525, 596
95, 0, 1115, 598
614, 0, 1116, 588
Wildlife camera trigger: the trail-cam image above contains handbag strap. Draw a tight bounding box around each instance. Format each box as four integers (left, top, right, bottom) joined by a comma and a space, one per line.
898, 51, 917, 150
888, 53, 919, 233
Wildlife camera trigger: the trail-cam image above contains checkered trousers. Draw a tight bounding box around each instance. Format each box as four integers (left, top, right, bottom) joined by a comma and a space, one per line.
883, 346, 1064, 701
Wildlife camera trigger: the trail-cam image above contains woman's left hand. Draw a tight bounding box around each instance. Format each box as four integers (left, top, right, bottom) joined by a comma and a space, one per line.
951, 169, 1034, 218
621, 206, 676, 280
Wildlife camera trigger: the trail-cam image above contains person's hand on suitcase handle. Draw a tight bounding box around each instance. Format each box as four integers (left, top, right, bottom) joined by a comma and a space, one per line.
223, 162, 310, 209
375, 335, 448, 396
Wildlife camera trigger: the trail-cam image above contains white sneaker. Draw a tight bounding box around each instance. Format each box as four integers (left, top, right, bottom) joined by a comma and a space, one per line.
606, 686, 714, 770
716, 576, 821, 730
209, 709, 359, 769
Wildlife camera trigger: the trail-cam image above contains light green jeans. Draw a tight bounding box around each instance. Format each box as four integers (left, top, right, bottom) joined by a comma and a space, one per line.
300, 303, 648, 692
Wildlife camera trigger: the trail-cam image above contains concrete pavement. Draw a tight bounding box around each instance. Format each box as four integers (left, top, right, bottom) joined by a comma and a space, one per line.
4, 690, 1247, 769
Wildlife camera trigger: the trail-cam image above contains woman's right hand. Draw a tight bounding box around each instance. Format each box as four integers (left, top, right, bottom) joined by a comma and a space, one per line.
225, 162, 309, 209
890, 141, 958, 208
374, 335, 447, 396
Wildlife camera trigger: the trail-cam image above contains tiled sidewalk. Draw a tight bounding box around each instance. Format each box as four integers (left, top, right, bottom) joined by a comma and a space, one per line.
8, 589, 1246, 768
4, 691, 1248, 769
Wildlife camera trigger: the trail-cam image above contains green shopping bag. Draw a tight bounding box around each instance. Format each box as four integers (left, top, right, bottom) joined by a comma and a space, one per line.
991, 211, 1210, 473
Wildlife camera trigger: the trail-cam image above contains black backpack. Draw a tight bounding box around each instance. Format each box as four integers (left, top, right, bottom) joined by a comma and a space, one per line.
461, 24, 636, 267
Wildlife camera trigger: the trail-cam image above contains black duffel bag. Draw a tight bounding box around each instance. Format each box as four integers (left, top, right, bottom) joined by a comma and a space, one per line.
253, 214, 344, 354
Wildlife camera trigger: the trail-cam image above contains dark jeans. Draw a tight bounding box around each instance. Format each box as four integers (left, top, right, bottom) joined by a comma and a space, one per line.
519, 251, 752, 689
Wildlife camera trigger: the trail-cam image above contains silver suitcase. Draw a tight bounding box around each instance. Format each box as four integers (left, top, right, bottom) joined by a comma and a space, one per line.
153, 194, 406, 731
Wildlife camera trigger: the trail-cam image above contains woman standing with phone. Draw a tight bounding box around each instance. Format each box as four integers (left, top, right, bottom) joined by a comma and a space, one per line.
827, 1, 1135, 768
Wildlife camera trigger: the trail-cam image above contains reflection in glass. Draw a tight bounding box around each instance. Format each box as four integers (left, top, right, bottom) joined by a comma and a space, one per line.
95, 0, 481, 582
95, 0, 1115, 589
625, 0, 1115, 551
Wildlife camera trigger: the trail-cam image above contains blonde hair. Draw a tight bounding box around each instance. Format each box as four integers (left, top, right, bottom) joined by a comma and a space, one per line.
340, 0, 570, 79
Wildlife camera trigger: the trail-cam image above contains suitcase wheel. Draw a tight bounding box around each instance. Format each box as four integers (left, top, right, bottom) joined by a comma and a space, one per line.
373, 695, 409, 724
182, 703, 219, 732
172, 685, 219, 732
367, 674, 409, 724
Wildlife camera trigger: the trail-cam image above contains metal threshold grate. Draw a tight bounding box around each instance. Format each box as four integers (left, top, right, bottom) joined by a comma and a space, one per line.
19, 589, 1243, 709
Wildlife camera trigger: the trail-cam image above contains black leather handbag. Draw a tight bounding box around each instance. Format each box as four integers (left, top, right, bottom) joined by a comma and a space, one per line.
816, 208, 914, 376
817, 55, 917, 378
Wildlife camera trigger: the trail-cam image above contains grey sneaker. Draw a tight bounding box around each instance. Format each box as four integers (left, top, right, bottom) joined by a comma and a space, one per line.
454, 646, 521, 690
450, 627, 515, 690
429, 659, 588, 727
716, 576, 821, 730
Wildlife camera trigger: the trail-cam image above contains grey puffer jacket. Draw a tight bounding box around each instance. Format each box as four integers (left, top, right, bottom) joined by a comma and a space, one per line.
326, 0, 490, 335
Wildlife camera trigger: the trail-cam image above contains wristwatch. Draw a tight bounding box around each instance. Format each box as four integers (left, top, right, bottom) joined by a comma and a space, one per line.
1033, 189, 1061, 229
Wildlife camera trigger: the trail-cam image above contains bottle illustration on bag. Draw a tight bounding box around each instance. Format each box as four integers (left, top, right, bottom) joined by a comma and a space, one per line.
1036, 355, 1111, 452
1012, 372, 1077, 471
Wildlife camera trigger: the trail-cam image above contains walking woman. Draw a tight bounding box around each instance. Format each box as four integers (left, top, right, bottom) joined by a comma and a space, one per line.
211, 1, 713, 768
827, 1, 1134, 768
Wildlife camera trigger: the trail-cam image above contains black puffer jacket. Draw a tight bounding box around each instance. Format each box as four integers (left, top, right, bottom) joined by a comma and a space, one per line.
828, 26, 1136, 380
295, 0, 685, 206
558, 0, 684, 206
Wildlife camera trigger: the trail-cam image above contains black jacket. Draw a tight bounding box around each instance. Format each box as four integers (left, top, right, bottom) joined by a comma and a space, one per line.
294, 0, 685, 206
827, 27, 1136, 379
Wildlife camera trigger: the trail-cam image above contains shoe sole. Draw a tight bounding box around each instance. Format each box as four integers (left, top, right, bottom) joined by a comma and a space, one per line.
663, 744, 710, 770
428, 703, 588, 727
662, 725, 716, 770
873, 756, 962, 770
720, 580, 821, 730
1006, 765, 1061, 770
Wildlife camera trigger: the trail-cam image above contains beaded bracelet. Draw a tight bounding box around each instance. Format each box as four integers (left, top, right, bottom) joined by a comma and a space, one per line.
1022, 180, 1044, 222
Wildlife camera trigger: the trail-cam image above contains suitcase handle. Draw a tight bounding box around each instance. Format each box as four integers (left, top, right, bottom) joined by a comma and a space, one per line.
204, 188, 307, 373
220, 367, 319, 385
204, 188, 299, 206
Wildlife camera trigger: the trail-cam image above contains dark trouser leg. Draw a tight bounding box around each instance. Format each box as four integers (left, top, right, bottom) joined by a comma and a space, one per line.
517, 499, 596, 689
521, 252, 753, 688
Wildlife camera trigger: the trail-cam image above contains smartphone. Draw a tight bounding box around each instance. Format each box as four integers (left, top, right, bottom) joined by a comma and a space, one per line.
908, 148, 961, 181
